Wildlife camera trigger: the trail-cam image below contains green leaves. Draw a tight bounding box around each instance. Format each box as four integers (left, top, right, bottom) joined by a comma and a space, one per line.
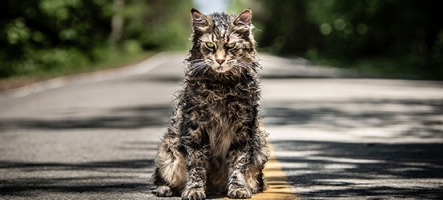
1, 0, 193, 79
6, 18, 31, 45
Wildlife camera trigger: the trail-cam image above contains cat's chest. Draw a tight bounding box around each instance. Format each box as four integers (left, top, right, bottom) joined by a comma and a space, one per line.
186, 82, 252, 125
203, 91, 243, 118
200, 82, 249, 103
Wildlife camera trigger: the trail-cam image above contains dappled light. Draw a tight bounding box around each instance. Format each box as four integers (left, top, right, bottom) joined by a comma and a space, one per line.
261, 77, 443, 199
1, 1, 443, 199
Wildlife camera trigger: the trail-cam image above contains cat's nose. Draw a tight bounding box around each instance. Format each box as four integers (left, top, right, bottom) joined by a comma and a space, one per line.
216, 59, 225, 65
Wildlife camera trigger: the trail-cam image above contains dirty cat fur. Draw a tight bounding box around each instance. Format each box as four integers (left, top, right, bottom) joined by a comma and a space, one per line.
152, 8, 269, 200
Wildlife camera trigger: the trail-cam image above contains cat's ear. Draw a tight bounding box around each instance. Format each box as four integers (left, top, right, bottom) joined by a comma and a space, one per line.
191, 8, 210, 32
234, 9, 252, 26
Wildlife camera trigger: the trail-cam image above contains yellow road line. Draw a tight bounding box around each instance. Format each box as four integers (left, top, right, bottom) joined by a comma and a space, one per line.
214, 143, 299, 199
251, 143, 300, 200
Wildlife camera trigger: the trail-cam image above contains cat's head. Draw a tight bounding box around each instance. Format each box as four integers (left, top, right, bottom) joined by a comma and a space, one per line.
188, 8, 257, 73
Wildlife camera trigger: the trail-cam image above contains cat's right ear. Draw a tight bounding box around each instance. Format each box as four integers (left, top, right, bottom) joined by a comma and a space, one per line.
191, 8, 210, 32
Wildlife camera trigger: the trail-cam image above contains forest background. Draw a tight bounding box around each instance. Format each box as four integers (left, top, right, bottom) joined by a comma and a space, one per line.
1, 0, 442, 89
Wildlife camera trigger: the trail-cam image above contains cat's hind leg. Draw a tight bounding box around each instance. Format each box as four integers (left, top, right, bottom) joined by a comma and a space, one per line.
245, 166, 267, 194
156, 185, 174, 197
153, 136, 187, 196
246, 130, 270, 193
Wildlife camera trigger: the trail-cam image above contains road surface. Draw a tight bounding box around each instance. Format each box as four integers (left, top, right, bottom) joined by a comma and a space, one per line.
1, 52, 443, 199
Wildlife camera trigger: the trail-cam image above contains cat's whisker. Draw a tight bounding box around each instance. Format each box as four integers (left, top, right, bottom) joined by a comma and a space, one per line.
187, 61, 210, 77
190, 58, 205, 62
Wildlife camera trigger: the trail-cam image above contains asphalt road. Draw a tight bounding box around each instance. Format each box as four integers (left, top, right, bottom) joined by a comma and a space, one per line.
1, 52, 443, 199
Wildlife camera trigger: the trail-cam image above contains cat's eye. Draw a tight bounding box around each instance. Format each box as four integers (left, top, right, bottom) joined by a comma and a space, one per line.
205, 42, 215, 48
227, 43, 236, 48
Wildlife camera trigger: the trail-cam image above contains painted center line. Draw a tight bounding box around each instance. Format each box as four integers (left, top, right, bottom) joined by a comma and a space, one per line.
250, 143, 299, 200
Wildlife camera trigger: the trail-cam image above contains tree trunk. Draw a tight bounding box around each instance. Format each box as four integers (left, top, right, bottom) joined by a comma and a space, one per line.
111, 0, 124, 45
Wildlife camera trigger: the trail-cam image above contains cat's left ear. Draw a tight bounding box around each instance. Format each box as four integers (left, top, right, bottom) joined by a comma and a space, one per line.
191, 8, 210, 32
234, 9, 252, 26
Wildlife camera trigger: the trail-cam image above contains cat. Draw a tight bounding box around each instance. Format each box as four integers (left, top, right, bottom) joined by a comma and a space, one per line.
152, 8, 269, 200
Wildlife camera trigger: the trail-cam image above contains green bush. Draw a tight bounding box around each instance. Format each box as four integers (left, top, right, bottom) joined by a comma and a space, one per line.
238, 0, 443, 79
1, 0, 193, 79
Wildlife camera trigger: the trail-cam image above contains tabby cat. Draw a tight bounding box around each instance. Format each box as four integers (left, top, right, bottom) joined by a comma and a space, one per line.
152, 8, 269, 200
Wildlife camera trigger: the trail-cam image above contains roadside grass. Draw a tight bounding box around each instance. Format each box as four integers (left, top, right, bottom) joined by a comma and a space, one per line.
0, 51, 156, 92
309, 56, 443, 80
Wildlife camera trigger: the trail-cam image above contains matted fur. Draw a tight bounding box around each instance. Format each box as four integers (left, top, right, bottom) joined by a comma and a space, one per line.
152, 8, 270, 200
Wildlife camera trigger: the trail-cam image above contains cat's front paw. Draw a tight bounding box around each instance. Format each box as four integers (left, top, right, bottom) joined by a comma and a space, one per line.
228, 187, 252, 199
181, 188, 206, 200
156, 185, 174, 197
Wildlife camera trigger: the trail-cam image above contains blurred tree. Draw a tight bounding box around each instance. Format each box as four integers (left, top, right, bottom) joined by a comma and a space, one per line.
111, 0, 125, 45
252, 0, 321, 54
238, 0, 443, 79
305, 0, 443, 61
0, 0, 193, 79
122, 0, 193, 51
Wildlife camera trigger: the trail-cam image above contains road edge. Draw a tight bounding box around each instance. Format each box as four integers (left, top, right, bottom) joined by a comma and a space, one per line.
1, 52, 172, 97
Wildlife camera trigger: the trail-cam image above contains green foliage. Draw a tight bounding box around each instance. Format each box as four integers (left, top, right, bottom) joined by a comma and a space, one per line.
305, 1, 442, 59
0, 0, 194, 79
236, 0, 443, 79
241, 0, 320, 54
121, 0, 193, 51
227, 0, 249, 13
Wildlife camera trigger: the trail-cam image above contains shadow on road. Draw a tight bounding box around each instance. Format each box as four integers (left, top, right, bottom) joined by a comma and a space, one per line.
0, 160, 154, 196
264, 97, 443, 198
271, 140, 443, 199
264, 98, 443, 138
0, 105, 174, 131
0, 141, 159, 197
